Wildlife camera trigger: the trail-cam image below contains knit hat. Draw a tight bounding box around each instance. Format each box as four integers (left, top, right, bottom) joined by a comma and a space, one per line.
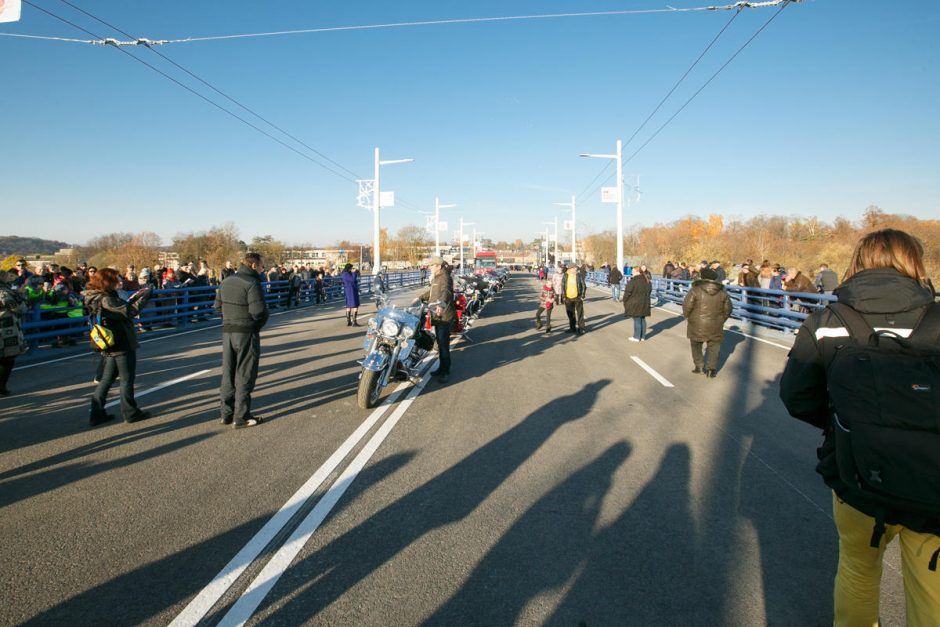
701, 268, 718, 281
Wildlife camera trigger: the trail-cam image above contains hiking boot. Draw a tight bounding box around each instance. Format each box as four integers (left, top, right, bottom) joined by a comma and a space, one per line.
535, 320, 543, 330
691, 367, 702, 374
125, 410, 152, 423
89, 412, 115, 427
706, 369, 717, 378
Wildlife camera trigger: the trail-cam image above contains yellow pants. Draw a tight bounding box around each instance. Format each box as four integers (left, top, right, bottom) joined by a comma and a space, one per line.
833, 493, 940, 627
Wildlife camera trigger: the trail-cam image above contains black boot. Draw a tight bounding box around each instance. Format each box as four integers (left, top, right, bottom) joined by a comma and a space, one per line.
346, 312, 352, 326
353, 313, 360, 327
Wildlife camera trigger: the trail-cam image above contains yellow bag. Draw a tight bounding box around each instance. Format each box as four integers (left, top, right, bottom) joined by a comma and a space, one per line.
89, 312, 115, 352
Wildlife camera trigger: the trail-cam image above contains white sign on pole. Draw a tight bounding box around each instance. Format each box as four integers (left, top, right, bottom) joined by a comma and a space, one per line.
563, 220, 573, 231
425, 216, 435, 233
0, 0, 22, 23
379, 191, 395, 208
601, 187, 618, 204
438, 221, 448, 232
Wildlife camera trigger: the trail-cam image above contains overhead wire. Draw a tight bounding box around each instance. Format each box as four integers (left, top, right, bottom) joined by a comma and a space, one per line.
53, 0, 363, 182
580, 0, 794, 204
0, 1, 801, 47
19, 0, 360, 185
576, 6, 743, 204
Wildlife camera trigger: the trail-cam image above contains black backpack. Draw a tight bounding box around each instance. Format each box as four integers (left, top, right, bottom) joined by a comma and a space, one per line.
825, 302, 940, 569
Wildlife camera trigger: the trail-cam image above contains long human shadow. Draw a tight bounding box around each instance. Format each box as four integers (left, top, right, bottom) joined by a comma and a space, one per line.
548, 444, 695, 625
644, 314, 684, 339
686, 325, 835, 623
17, 451, 416, 626
424, 441, 632, 626
260, 379, 613, 622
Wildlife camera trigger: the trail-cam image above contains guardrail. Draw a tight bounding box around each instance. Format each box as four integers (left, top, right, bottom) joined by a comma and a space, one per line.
21, 271, 427, 349
584, 271, 833, 332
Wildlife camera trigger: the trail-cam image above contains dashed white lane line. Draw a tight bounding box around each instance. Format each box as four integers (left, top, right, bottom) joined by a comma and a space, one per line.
104, 369, 211, 409
217, 356, 439, 627
630, 356, 674, 388
168, 372, 422, 627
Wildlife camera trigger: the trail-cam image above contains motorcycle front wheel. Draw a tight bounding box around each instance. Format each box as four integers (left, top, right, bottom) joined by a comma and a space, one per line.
357, 369, 382, 409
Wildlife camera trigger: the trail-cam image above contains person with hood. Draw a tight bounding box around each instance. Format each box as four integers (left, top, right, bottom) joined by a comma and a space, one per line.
622, 267, 652, 342
215, 252, 269, 429
340, 263, 361, 326
419, 256, 456, 382
0, 270, 28, 396
562, 262, 587, 335
85, 267, 153, 426
682, 267, 732, 377
779, 229, 940, 626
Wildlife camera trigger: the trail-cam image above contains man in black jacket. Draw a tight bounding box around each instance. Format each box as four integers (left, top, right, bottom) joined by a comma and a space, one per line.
215, 252, 269, 429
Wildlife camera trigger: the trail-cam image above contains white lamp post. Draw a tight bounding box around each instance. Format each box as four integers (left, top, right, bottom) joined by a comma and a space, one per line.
580, 139, 623, 271
554, 195, 577, 263
542, 218, 559, 266
434, 197, 456, 257
459, 218, 475, 273
371, 147, 413, 274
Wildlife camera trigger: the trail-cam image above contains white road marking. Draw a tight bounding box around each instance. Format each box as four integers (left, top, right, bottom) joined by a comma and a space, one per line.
168, 360, 432, 627
218, 356, 439, 627
630, 356, 674, 388
104, 369, 211, 409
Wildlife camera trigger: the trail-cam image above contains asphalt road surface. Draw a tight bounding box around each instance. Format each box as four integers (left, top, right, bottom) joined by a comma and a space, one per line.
0, 277, 908, 626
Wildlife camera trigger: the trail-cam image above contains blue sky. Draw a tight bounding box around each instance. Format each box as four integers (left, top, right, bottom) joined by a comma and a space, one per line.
1, 1, 938, 247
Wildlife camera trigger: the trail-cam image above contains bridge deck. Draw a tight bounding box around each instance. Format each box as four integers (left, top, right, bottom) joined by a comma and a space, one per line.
0, 278, 906, 625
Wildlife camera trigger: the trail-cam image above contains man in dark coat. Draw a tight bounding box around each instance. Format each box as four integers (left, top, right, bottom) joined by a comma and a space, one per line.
215, 252, 269, 429
622, 269, 652, 342
420, 256, 456, 383
607, 265, 623, 302
682, 268, 732, 377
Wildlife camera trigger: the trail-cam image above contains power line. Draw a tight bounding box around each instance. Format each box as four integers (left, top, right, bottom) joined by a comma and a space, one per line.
19, 0, 360, 184
577, 7, 743, 204
1, 2, 801, 47
54, 0, 363, 181
581, 0, 795, 204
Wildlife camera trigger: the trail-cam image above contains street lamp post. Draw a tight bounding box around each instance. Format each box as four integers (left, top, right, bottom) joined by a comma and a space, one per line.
554, 195, 577, 263
543, 218, 559, 266
580, 139, 623, 271
459, 218, 475, 273
372, 147, 414, 275
471, 227, 485, 260
435, 197, 456, 257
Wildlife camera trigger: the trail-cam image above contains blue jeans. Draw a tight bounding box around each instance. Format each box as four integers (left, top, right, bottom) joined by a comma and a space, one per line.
611, 284, 622, 301
632, 317, 646, 340
91, 351, 139, 420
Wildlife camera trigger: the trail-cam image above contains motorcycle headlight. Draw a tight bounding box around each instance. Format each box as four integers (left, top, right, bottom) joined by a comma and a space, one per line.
368, 317, 378, 330
381, 319, 400, 337
400, 326, 415, 339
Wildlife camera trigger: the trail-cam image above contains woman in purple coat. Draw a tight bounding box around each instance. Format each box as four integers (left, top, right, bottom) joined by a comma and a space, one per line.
340, 264, 361, 326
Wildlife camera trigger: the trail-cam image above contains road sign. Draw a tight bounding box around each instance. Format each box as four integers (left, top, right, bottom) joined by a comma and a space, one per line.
438, 221, 448, 231
601, 187, 618, 204
380, 191, 395, 208
563, 220, 573, 231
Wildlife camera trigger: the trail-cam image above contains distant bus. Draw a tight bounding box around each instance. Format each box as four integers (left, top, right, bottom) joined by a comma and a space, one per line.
474, 251, 498, 269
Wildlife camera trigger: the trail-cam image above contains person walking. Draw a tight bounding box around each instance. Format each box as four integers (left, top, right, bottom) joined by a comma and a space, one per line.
552, 264, 565, 306
622, 268, 651, 342
681, 268, 732, 377
215, 252, 269, 429
535, 279, 555, 333
562, 263, 586, 335
0, 271, 28, 396
607, 264, 623, 302
85, 268, 153, 426
340, 263, 361, 326
779, 229, 940, 626
420, 257, 456, 383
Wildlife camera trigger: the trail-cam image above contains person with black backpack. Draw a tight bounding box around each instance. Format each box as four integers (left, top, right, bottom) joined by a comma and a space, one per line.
780, 228, 940, 626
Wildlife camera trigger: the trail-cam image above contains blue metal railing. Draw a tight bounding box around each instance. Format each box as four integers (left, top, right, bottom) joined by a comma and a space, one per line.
584, 271, 834, 332
20, 271, 426, 349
